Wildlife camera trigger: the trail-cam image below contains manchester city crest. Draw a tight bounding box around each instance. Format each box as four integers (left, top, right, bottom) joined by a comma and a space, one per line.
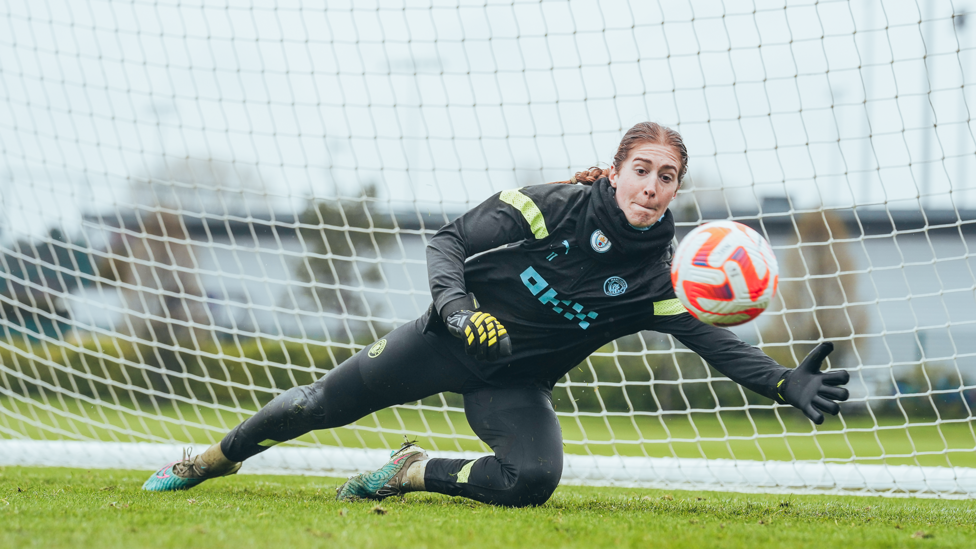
590, 230, 612, 253
604, 276, 627, 296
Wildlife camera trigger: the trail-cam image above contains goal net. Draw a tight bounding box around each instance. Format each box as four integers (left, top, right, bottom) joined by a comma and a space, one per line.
2, 0, 975, 498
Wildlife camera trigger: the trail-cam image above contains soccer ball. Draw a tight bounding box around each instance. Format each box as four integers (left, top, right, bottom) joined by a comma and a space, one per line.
670, 221, 779, 326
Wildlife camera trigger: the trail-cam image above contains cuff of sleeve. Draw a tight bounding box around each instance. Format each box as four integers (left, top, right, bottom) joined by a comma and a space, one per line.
439, 293, 480, 321
774, 370, 791, 404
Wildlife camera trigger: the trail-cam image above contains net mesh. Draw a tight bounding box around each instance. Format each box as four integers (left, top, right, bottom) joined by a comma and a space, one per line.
1, 0, 975, 497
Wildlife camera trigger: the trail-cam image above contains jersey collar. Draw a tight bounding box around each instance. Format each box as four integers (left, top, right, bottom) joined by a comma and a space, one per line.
576, 177, 675, 264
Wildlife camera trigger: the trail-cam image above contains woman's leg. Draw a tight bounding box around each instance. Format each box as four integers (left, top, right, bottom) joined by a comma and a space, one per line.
143, 318, 476, 491
220, 318, 475, 461
422, 385, 564, 507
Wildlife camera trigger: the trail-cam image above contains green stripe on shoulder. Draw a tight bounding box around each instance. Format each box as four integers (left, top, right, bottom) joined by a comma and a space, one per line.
653, 298, 687, 316
499, 188, 549, 239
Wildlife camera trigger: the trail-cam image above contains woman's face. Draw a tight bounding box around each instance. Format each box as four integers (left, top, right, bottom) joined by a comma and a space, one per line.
608, 142, 682, 228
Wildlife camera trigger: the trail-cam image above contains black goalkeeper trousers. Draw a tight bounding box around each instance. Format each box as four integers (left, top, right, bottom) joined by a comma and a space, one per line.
219, 318, 563, 508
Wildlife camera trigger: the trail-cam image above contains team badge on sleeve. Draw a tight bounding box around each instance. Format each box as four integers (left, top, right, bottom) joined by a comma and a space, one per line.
590, 230, 612, 253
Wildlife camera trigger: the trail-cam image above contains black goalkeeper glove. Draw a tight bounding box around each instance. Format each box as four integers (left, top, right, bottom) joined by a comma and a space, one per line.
445, 309, 513, 361
776, 342, 850, 424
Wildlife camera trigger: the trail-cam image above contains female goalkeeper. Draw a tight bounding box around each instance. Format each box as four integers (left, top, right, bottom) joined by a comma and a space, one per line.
143, 122, 850, 507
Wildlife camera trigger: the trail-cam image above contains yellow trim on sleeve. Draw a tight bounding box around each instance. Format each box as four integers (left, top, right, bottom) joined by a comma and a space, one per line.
653, 298, 687, 316
456, 460, 476, 484
499, 189, 550, 239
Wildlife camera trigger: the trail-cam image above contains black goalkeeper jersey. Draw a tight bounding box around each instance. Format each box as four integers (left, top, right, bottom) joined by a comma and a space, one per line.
423, 178, 788, 400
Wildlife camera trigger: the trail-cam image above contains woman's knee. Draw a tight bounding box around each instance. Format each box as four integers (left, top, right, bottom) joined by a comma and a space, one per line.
482, 453, 561, 507
285, 375, 370, 429
270, 384, 328, 430
513, 459, 562, 506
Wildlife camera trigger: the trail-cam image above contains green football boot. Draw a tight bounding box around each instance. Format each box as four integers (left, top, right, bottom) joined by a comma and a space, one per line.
336, 440, 428, 501
143, 445, 241, 492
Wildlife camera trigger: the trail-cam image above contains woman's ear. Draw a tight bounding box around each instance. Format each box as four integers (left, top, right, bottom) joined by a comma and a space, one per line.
608, 165, 617, 188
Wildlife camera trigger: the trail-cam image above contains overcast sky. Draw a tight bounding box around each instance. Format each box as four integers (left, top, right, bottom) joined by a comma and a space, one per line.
2, 0, 976, 241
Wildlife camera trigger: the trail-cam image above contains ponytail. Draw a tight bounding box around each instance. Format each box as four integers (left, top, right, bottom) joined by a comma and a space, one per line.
549, 167, 609, 186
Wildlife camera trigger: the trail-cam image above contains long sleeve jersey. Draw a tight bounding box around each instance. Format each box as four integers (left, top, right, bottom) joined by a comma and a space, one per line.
424, 180, 789, 399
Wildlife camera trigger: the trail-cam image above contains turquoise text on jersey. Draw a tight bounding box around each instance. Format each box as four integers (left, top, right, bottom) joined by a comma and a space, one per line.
520, 266, 599, 330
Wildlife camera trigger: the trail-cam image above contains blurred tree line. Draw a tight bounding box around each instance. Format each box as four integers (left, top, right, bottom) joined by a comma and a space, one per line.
1, 159, 402, 401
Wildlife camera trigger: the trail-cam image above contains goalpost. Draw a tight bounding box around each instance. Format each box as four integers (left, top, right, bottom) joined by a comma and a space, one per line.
1, 0, 975, 498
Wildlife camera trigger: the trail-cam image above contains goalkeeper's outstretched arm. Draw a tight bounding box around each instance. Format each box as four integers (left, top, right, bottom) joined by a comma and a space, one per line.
648, 312, 849, 424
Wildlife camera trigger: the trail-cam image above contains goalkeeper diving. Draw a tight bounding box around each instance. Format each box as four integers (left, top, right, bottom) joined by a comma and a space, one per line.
143, 122, 850, 507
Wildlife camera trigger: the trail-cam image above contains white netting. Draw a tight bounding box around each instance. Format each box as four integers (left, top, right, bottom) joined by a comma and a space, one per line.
1, 0, 975, 498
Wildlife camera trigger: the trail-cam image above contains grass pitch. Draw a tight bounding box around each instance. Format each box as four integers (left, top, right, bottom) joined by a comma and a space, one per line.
1, 466, 973, 548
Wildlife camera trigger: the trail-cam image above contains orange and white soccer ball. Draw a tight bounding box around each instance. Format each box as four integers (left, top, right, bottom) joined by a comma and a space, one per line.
670, 221, 779, 326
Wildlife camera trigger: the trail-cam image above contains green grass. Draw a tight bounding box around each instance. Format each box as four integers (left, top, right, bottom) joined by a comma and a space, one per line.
3, 396, 975, 468
1, 466, 974, 548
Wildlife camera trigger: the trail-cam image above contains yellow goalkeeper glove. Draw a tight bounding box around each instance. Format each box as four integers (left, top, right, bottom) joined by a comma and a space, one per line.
445, 309, 513, 361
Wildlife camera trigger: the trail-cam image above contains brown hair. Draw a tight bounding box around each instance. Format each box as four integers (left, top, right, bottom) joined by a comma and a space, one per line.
554, 122, 689, 186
